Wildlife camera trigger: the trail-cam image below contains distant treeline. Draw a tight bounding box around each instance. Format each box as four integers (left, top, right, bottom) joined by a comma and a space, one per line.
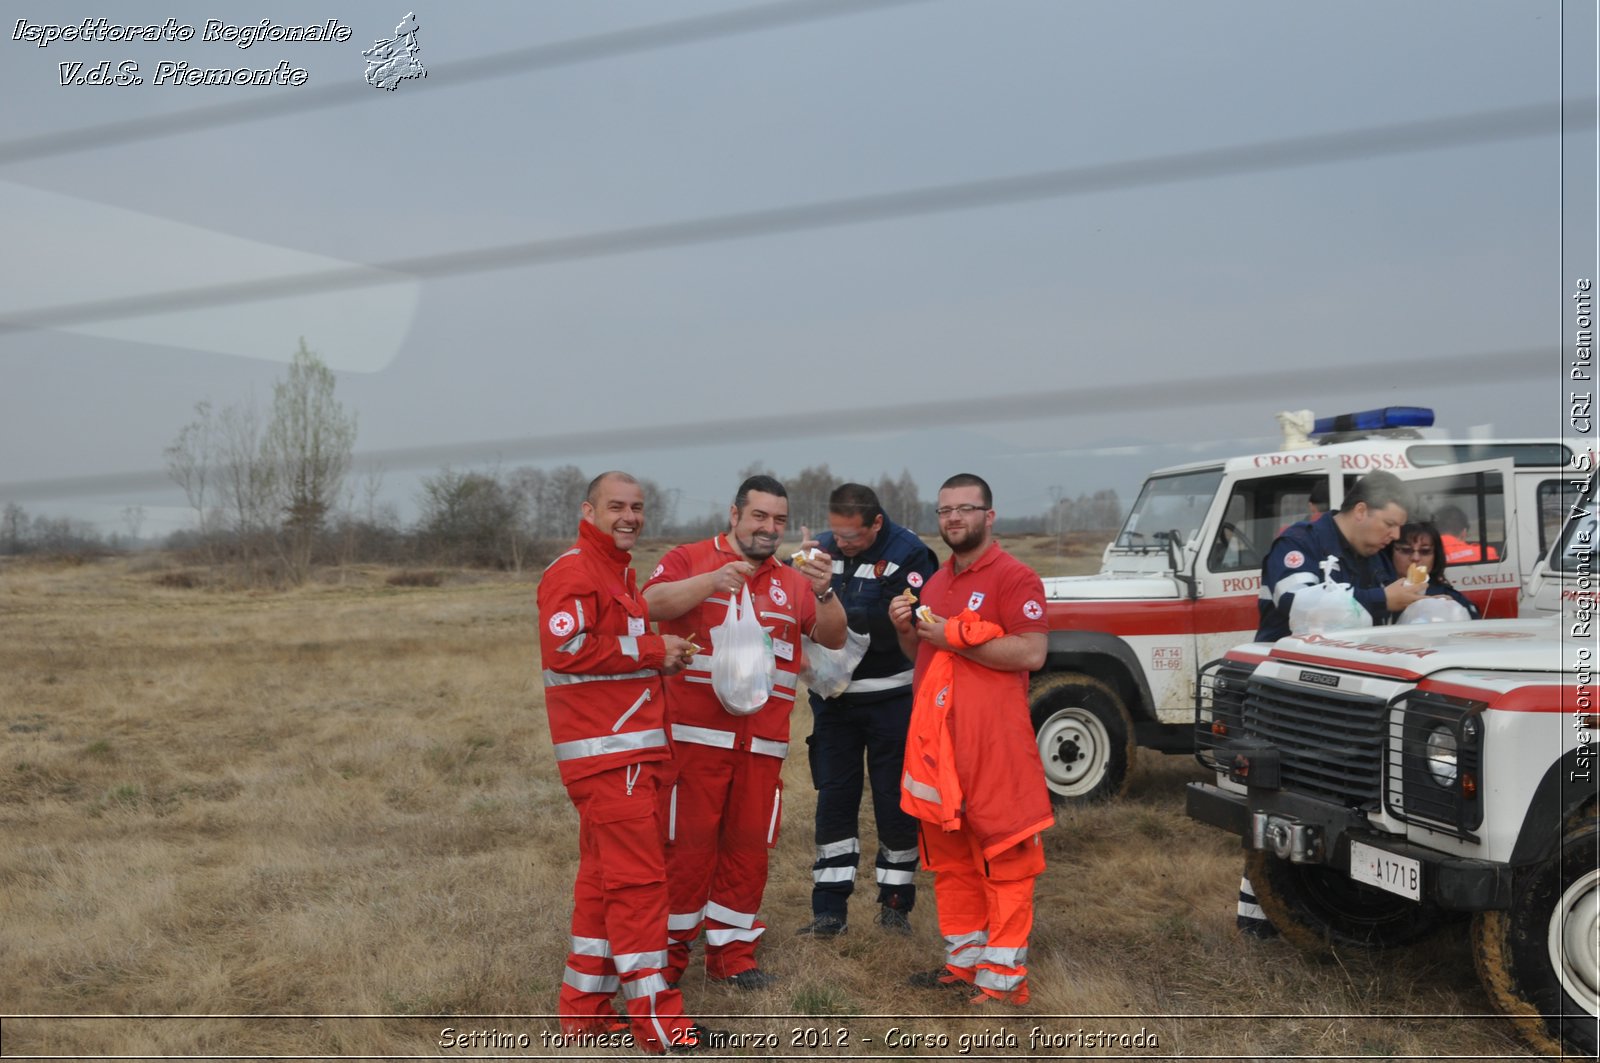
0, 465, 1122, 574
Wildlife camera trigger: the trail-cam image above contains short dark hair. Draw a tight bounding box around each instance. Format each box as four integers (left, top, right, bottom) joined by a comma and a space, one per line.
1433, 504, 1469, 535
1340, 470, 1412, 517
1308, 480, 1329, 508
586, 470, 637, 504
828, 482, 883, 524
939, 473, 992, 509
734, 475, 787, 511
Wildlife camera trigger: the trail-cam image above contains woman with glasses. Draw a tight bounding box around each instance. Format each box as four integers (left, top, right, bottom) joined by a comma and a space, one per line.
1389, 521, 1480, 619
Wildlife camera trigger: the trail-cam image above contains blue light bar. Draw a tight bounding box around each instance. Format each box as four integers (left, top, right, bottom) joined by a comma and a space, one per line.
1312, 407, 1434, 435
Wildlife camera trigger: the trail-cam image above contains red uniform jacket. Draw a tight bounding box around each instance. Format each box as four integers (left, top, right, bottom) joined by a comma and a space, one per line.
901, 610, 1054, 859
538, 519, 671, 785
645, 535, 817, 759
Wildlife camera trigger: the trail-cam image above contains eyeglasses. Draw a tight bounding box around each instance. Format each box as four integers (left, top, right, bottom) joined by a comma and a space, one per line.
935, 504, 988, 518
1392, 544, 1434, 556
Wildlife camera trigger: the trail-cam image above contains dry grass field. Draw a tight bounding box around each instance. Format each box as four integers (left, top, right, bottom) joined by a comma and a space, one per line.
0, 537, 1546, 1060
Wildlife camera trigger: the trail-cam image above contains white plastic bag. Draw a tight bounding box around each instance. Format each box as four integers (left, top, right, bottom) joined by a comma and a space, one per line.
799, 627, 870, 700
1398, 596, 1471, 625
1289, 557, 1373, 636
709, 586, 776, 715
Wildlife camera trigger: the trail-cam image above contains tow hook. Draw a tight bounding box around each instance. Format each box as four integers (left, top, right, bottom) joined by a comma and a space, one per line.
1250, 812, 1324, 864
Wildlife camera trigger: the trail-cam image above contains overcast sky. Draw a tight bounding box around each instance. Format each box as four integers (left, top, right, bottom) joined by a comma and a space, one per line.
1, 0, 1595, 537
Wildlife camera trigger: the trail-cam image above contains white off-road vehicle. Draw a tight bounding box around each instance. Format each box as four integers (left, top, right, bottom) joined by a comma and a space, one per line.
1032, 406, 1585, 803
1184, 479, 1596, 1056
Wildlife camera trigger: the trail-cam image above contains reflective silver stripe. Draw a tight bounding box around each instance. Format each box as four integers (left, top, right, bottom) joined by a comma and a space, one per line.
552, 728, 668, 762
667, 907, 705, 931
612, 688, 651, 732
883, 561, 900, 577
668, 783, 678, 842
875, 868, 916, 886
614, 949, 667, 974
815, 866, 856, 884
576, 599, 586, 632
706, 900, 756, 929
672, 723, 736, 749
831, 559, 845, 573
768, 687, 795, 703
947, 930, 986, 966
1237, 899, 1267, 920
544, 547, 581, 571
705, 925, 765, 946
975, 968, 1025, 991
844, 669, 914, 694
558, 632, 587, 654
570, 935, 612, 958
563, 967, 619, 993
620, 973, 670, 1000
853, 563, 876, 579
618, 635, 640, 659
542, 668, 657, 687
751, 737, 789, 758
903, 771, 941, 804
758, 611, 795, 625
879, 844, 918, 865
980, 945, 1028, 966
766, 786, 781, 844
1271, 571, 1319, 606
817, 838, 860, 859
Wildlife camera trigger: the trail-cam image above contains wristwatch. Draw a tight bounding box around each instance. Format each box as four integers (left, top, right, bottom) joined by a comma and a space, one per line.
815, 585, 836, 603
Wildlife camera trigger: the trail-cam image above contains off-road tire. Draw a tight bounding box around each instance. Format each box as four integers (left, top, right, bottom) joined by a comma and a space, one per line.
1245, 849, 1443, 953
1029, 672, 1134, 804
1472, 812, 1599, 1058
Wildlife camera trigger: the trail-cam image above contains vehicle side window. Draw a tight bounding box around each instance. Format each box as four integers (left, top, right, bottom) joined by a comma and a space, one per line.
1404, 471, 1507, 567
1536, 479, 1584, 557
1205, 474, 1324, 573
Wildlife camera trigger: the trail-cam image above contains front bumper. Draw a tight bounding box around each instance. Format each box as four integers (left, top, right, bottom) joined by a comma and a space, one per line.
1185, 781, 1513, 911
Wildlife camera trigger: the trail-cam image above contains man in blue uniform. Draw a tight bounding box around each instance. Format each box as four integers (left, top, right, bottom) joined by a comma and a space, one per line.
796, 483, 939, 937
1241, 470, 1424, 936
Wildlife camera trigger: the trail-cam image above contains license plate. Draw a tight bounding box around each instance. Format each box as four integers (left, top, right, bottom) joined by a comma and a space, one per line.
1348, 840, 1421, 901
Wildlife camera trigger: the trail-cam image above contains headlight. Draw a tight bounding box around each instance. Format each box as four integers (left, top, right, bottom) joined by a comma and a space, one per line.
1424, 724, 1458, 787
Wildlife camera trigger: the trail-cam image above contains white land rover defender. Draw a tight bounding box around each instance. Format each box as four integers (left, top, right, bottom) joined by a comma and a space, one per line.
1184, 481, 1597, 1056
1032, 406, 1586, 803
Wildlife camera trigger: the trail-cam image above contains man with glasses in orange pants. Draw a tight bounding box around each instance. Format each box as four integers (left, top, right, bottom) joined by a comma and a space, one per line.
891, 473, 1054, 1007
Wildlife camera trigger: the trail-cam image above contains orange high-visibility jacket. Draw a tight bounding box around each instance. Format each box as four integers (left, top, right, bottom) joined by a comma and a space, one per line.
900, 610, 1054, 859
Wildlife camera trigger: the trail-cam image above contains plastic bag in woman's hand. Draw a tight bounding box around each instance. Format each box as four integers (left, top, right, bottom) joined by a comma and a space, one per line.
799, 627, 870, 700
710, 585, 776, 715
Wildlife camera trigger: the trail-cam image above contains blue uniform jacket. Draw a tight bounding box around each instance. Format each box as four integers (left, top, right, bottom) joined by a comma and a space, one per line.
1257, 513, 1398, 642
812, 518, 939, 705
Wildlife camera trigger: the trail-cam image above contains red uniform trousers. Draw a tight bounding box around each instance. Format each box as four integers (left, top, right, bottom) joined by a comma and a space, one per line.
663, 742, 784, 982
560, 761, 696, 1053
918, 823, 1045, 1004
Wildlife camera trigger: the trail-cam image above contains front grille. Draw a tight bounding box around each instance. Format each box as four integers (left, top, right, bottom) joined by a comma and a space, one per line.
1241, 675, 1387, 806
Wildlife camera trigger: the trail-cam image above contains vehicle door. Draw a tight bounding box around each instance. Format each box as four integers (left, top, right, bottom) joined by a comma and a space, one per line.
1392, 458, 1520, 618
1526, 477, 1596, 618
1192, 455, 1342, 673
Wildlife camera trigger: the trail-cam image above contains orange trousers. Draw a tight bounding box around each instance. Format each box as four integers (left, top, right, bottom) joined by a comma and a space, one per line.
918, 823, 1045, 1003
560, 762, 697, 1053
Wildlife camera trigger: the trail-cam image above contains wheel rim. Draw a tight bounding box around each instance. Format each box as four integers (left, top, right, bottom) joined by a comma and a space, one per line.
1037, 706, 1108, 798
1548, 868, 1600, 1018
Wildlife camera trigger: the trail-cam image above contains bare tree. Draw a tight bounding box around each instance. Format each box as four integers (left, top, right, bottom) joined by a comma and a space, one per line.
263, 340, 357, 583
164, 400, 219, 560
2, 502, 26, 555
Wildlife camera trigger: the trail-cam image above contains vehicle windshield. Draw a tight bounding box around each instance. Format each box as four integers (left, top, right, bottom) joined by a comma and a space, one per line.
1115, 469, 1224, 552
1551, 481, 1597, 573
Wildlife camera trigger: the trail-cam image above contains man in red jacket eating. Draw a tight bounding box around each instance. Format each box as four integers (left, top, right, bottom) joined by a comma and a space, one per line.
890, 473, 1054, 1007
